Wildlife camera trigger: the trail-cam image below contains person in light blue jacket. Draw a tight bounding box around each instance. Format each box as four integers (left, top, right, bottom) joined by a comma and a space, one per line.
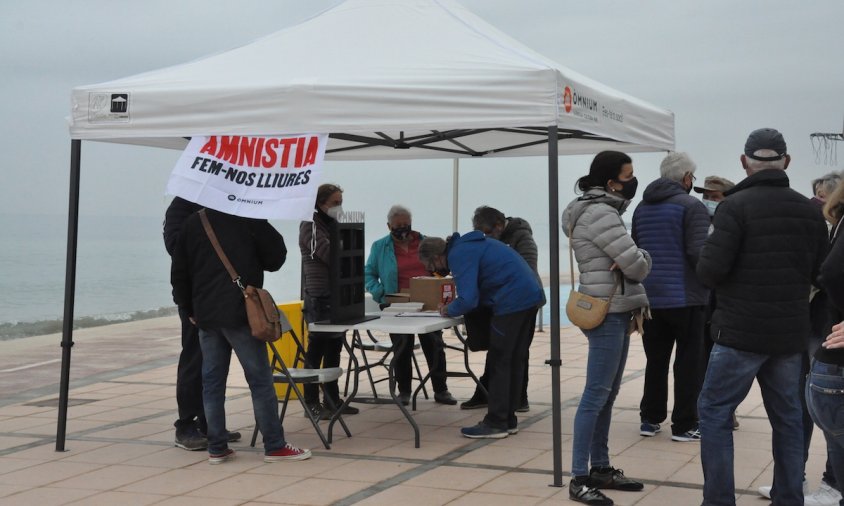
418, 231, 542, 440
364, 205, 456, 406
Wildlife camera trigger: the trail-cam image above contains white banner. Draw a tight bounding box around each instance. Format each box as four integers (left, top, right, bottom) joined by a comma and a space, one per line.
166, 134, 328, 220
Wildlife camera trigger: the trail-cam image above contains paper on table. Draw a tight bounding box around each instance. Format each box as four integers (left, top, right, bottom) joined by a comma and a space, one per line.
394, 311, 444, 318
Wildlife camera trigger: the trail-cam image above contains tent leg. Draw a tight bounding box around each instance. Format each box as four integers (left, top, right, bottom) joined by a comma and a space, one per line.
545, 126, 563, 487
56, 139, 81, 452
452, 159, 460, 233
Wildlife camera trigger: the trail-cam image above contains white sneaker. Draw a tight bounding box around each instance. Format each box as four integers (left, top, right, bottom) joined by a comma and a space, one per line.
805, 483, 842, 506
758, 479, 809, 500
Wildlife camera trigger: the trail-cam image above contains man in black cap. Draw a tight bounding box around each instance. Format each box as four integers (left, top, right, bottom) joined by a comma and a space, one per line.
696, 128, 829, 505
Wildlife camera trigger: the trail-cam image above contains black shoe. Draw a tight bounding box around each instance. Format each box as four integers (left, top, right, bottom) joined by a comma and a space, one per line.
325, 400, 359, 416
515, 400, 530, 413
586, 467, 643, 491
434, 391, 457, 405
304, 402, 323, 419
398, 392, 411, 406
570, 479, 613, 505
460, 394, 488, 410
226, 431, 242, 442
175, 426, 207, 451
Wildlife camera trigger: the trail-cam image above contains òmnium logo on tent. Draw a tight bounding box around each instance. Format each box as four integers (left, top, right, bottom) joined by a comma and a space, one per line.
88, 92, 130, 123
561, 85, 599, 123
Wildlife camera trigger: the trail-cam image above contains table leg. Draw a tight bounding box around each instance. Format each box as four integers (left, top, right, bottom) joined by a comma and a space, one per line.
327, 331, 358, 444
390, 334, 421, 448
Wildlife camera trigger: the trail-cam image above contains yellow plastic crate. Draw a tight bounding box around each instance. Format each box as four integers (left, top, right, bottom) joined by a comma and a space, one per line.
270, 300, 309, 400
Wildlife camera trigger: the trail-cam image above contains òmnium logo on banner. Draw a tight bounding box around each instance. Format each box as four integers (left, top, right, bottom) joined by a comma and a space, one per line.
166, 134, 328, 220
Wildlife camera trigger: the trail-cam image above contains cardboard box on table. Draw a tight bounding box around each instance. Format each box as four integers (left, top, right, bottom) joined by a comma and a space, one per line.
269, 300, 308, 399
408, 276, 456, 311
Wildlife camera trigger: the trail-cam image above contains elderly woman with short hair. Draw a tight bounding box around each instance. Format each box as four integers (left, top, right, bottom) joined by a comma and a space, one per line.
364, 205, 456, 406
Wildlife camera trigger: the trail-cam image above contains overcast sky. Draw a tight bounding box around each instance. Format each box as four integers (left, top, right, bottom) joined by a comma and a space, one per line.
2, 0, 843, 241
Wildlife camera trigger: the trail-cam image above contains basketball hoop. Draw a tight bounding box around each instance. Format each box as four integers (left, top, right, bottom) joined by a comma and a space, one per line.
810, 117, 844, 166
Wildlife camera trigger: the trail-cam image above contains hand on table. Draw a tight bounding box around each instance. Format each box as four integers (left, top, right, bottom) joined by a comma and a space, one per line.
437, 303, 450, 317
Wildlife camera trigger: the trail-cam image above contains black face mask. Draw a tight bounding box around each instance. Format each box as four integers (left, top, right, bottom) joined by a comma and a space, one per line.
390, 226, 412, 241
613, 177, 638, 200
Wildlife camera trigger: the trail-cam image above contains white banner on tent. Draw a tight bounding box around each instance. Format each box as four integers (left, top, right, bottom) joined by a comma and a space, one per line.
166, 134, 328, 220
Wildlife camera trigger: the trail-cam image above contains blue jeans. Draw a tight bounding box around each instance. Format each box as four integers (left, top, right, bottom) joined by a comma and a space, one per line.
199, 326, 285, 455
699, 344, 804, 506
571, 312, 631, 477
806, 359, 844, 506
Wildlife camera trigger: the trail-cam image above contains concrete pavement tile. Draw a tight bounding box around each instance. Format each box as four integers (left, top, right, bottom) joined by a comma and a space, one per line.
351, 484, 465, 505
49, 463, 166, 490
185, 472, 299, 500
403, 465, 504, 490
0, 460, 104, 487
118, 468, 230, 495
65, 490, 168, 505
0, 486, 97, 506
253, 476, 370, 504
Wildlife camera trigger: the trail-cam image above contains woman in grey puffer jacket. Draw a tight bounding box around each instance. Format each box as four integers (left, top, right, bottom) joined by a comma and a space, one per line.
562, 151, 651, 506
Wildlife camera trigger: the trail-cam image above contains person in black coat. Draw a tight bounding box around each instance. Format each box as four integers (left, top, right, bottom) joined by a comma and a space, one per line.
696, 128, 829, 505
171, 206, 311, 464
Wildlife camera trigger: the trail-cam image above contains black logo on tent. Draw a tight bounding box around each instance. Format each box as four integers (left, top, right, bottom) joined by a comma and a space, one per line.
228, 195, 236, 201
110, 94, 128, 113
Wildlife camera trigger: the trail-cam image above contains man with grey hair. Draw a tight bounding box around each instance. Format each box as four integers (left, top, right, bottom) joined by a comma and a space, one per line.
631, 152, 711, 442
696, 128, 829, 505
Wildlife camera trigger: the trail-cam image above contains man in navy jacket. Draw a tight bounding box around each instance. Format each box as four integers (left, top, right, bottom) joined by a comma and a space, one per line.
631, 152, 711, 443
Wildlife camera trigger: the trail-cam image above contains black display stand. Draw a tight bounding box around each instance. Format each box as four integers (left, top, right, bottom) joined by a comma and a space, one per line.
325, 220, 378, 325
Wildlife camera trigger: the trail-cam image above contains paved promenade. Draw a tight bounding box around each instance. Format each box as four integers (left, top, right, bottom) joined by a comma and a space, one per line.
0, 316, 828, 505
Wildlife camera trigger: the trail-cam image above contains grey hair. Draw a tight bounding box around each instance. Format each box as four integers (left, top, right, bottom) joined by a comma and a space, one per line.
387, 205, 411, 222
418, 237, 447, 264
659, 152, 696, 182
745, 149, 787, 173
813, 172, 842, 197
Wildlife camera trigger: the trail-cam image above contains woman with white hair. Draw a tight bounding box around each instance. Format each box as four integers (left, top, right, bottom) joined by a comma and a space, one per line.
364, 205, 456, 406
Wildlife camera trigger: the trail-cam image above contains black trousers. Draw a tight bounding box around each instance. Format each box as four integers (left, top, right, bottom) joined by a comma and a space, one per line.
483, 307, 538, 430
175, 307, 206, 433
302, 294, 345, 405
472, 321, 535, 404
639, 305, 706, 435
390, 330, 447, 394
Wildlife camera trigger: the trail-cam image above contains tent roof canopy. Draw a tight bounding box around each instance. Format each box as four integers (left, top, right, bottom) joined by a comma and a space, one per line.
68, 0, 674, 159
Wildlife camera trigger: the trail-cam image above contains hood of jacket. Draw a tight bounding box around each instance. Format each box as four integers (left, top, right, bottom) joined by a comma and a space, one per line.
562, 188, 629, 235
642, 177, 690, 203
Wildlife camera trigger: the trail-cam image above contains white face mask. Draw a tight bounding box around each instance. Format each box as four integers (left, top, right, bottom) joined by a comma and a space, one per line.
703, 199, 719, 216
326, 205, 344, 220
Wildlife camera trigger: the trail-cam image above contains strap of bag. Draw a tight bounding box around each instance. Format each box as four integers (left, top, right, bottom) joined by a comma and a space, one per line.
199, 209, 245, 291
568, 220, 620, 302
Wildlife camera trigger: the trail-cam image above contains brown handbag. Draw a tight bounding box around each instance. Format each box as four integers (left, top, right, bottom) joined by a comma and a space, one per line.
199, 209, 281, 342
565, 223, 618, 330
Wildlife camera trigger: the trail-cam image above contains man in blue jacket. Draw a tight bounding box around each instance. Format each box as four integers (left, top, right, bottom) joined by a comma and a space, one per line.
418, 232, 543, 439
631, 152, 711, 443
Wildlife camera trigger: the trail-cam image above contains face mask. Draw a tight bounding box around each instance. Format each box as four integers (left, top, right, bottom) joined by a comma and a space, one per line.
613, 177, 638, 200
325, 205, 344, 220
390, 226, 412, 241
703, 199, 719, 216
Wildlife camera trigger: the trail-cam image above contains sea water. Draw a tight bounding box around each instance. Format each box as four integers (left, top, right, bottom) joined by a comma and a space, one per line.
0, 213, 564, 338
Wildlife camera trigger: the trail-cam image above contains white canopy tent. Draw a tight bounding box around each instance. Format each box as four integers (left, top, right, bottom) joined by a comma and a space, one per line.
62, 0, 674, 485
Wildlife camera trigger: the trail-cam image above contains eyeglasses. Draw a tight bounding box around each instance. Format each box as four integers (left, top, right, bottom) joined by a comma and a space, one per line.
687, 172, 697, 183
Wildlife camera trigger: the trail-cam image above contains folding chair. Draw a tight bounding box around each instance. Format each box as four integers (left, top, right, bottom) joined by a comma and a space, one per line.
343, 330, 429, 400
250, 312, 352, 450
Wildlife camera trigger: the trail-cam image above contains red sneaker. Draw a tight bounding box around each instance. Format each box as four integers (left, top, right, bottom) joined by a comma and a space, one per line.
208, 448, 235, 465
264, 443, 312, 462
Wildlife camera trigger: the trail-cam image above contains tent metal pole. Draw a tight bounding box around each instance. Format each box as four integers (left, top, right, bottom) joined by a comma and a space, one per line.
452, 158, 459, 233
56, 139, 81, 452
546, 125, 563, 487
